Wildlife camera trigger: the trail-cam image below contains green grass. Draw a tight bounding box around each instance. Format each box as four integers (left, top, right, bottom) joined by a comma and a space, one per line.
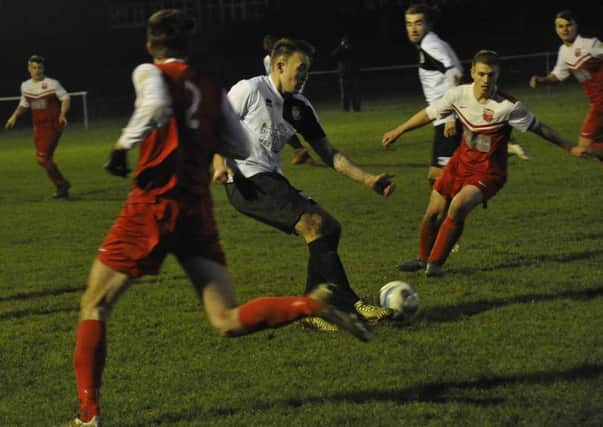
1, 86, 602, 426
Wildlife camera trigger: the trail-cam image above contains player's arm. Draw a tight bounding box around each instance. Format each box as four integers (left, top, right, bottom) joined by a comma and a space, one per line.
105, 64, 171, 178
308, 135, 395, 197
5, 106, 28, 128
529, 73, 560, 88
211, 154, 233, 184
381, 108, 432, 147
528, 121, 578, 154
59, 97, 70, 127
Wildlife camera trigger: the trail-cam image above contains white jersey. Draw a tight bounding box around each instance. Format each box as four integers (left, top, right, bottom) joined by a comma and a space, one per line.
417, 32, 463, 126
551, 35, 603, 105
426, 84, 535, 176
19, 77, 69, 126
227, 75, 297, 177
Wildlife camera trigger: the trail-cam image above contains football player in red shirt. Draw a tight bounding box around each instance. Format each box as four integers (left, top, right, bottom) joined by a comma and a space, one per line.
5, 55, 72, 198
63, 9, 368, 427
382, 50, 585, 277
530, 10, 603, 156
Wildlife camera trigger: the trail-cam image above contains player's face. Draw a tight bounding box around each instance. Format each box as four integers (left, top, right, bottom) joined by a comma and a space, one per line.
405, 13, 429, 44
279, 51, 310, 94
471, 62, 499, 99
555, 17, 578, 45
28, 61, 45, 82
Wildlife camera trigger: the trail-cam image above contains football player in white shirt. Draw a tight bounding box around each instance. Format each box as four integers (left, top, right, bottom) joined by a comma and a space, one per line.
530, 9, 603, 156
5, 54, 72, 198
263, 33, 315, 165
402, 5, 527, 188
214, 38, 396, 330
383, 50, 585, 277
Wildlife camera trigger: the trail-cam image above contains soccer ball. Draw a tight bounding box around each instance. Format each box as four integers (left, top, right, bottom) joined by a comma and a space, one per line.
379, 280, 419, 321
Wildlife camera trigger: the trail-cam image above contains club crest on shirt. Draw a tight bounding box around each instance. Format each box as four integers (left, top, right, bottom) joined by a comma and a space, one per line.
42, 82, 48, 90
482, 108, 494, 123
291, 106, 302, 121
575, 48, 581, 57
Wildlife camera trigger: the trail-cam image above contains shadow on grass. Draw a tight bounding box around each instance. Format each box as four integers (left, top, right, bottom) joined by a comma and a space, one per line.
419, 285, 603, 324
0, 286, 83, 302
142, 363, 602, 425
452, 249, 603, 275
0, 306, 77, 321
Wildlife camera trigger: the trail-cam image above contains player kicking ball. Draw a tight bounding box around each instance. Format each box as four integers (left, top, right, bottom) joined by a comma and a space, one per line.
61, 10, 368, 427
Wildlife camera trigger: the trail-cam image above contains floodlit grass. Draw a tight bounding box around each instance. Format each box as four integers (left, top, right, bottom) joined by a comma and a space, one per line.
0, 86, 601, 426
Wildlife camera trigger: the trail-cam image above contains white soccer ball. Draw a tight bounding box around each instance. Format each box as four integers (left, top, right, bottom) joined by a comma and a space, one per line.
379, 280, 419, 321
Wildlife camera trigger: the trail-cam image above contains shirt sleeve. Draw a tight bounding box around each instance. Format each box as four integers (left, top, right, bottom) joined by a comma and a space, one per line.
54, 80, 70, 101
551, 46, 571, 81
283, 94, 326, 141
227, 79, 253, 119
117, 64, 172, 149
508, 101, 536, 132
18, 82, 29, 108
592, 38, 603, 59
426, 86, 458, 121
216, 90, 252, 160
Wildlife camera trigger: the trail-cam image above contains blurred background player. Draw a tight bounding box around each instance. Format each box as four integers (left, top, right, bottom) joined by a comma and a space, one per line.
263, 33, 314, 165
213, 38, 396, 332
331, 34, 361, 112
382, 50, 583, 277
63, 11, 368, 427
5, 54, 71, 198
529, 9, 603, 156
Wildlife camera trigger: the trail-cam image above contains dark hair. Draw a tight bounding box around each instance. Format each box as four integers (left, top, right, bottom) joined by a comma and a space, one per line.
147, 9, 195, 59
263, 34, 276, 52
270, 38, 316, 62
28, 54, 45, 65
405, 3, 433, 25
556, 9, 577, 23
472, 50, 499, 67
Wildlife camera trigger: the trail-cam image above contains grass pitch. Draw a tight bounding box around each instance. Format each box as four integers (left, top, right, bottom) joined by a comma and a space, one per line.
0, 85, 601, 426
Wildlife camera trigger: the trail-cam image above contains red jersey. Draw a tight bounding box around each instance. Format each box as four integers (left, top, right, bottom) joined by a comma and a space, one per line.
426, 84, 536, 178
122, 61, 223, 200
19, 77, 69, 127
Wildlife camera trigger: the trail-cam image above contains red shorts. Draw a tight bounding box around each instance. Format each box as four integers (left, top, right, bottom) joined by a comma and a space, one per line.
434, 157, 506, 201
97, 196, 226, 277
580, 104, 603, 142
33, 125, 62, 158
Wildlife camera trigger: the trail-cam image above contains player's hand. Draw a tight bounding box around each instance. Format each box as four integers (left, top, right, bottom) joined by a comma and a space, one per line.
59, 115, 68, 128
212, 165, 233, 184
529, 76, 539, 89
104, 149, 131, 178
370, 174, 396, 197
443, 120, 457, 137
5, 116, 16, 129
507, 143, 529, 160
382, 130, 401, 148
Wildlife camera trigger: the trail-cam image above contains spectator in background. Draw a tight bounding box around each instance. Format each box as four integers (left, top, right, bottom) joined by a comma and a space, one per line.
529, 9, 603, 158
5, 54, 71, 199
331, 34, 361, 112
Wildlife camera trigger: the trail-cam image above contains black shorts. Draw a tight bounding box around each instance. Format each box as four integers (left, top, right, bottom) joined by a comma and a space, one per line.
225, 172, 317, 234
431, 121, 462, 168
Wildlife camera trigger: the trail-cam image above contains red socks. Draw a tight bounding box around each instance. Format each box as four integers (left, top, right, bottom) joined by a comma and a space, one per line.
74, 319, 106, 422
429, 217, 464, 265
239, 296, 322, 330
